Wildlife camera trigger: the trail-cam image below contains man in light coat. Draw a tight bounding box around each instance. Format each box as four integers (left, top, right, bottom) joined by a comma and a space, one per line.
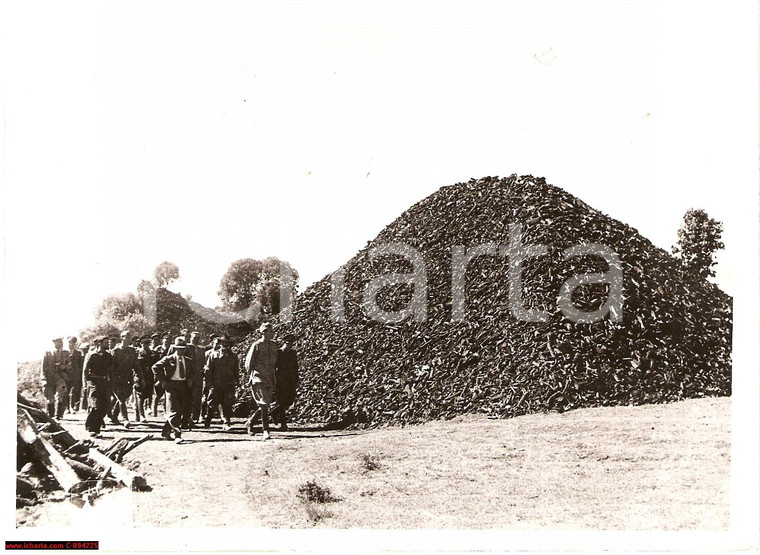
244, 322, 279, 440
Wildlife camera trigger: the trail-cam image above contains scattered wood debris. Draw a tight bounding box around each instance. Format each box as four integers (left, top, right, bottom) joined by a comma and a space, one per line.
16, 393, 150, 508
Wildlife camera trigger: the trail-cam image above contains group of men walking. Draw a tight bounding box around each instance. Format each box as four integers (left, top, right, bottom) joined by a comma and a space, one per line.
39, 323, 299, 444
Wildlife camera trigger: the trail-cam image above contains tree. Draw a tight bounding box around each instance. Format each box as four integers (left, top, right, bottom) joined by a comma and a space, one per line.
94, 293, 142, 321
154, 261, 180, 288
218, 257, 299, 314
672, 209, 725, 279
81, 292, 153, 343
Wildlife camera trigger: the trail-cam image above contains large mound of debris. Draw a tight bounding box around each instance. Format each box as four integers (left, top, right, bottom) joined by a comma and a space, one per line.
237, 175, 732, 427
16, 393, 150, 508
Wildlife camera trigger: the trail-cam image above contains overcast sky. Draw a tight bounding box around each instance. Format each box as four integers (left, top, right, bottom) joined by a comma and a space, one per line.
3, 0, 757, 363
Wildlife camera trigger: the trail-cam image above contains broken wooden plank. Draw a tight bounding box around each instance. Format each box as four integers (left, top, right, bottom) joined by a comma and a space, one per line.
120, 435, 152, 459
102, 438, 130, 461
63, 440, 93, 457
104, 435, 153, 462
63, 456, 101, 481
85, 447, 148, 491
17, 408, 84, 494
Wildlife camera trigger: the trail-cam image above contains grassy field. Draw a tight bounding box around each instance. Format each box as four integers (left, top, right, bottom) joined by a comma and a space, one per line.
17, 396, 729, 530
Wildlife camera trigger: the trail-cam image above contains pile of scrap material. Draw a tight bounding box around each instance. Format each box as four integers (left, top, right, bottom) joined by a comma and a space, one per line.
16, 393, 149, 508
235, 175, 732, 427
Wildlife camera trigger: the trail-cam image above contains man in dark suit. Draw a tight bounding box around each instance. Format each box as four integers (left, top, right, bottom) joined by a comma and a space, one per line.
203, 336, 238, 430
83, 337, 113, 437
152, 337, 195, 443
40, 338, 70, 419
65, 336, 84, 413
135, 335, 158, 422
151, 332, 171, 416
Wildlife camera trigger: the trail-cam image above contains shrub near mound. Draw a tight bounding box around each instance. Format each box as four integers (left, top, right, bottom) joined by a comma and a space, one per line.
237, 175, 732, 427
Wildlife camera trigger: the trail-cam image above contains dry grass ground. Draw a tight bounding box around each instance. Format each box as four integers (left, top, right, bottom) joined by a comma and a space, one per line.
16, 397, 729, 530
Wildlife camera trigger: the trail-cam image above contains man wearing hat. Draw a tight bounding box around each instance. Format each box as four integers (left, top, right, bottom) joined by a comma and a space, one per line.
203, 335, 238, 430
135, 335, 158, 422
244, 322, 279, 439
110, 330, 137, 427
83, 337, 114, 437
65, 337, 84, 413
152, 337, 196, 443
40, 338, 71, 419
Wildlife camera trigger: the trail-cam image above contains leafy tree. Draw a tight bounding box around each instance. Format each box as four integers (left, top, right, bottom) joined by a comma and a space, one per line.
672, 209, 725, 279
81, 293, 153, 343
218, 258, 262, 311
154, 261, 180, 288
218, 257, 299, 314
94, 293, 142, 321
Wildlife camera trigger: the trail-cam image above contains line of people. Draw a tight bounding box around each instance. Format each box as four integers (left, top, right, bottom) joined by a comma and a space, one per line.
39, 324, 299, 444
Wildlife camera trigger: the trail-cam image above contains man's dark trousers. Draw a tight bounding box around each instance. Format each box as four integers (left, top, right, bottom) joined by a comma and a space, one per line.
163, 381, 191, 439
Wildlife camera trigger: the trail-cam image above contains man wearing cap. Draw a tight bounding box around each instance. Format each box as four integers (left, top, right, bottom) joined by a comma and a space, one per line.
185, 331, 205, 427
200, 333, 222, 422
107, 335, 119, 353
78, 342, 91, 411
204, 335, 238, 430
149, 332, 161, 352
244, 322, 279, 439
65, 337, 84, 413
152, 337, 196, 443
84, 337, 114, 437
272, 333, 299, 431
135, 335, 158, 422
40, 338, 71, 419
110, 330, 137, 427
151, 333, 171, 416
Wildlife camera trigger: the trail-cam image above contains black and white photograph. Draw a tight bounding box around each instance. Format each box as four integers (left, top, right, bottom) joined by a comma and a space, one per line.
3, 1, 758, 553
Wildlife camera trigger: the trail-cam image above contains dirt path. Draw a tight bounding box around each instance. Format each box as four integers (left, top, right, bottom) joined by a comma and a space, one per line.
17, 397, 730, 531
